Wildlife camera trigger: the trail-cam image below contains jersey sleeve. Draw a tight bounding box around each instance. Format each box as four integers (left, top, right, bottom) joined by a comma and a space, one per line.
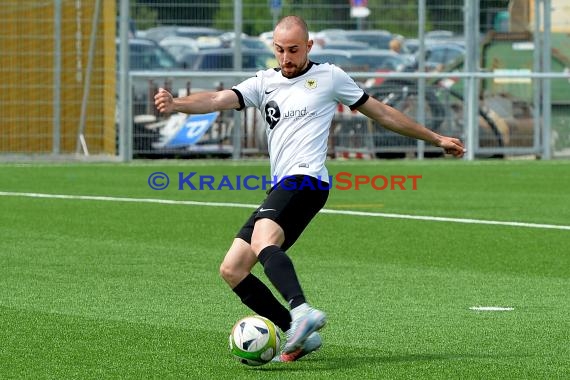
331, 65, 369, 110
232, 73, 263, 110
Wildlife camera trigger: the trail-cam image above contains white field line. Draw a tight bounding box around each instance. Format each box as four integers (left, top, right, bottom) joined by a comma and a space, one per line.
1, 191, 570, 231
469, 306, 514, 311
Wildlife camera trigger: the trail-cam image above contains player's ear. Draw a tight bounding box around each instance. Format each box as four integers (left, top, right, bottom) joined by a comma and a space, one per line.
307, 39, 313, 52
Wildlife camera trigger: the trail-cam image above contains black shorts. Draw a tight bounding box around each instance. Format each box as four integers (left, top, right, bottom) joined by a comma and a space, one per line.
236, 175, 329, 251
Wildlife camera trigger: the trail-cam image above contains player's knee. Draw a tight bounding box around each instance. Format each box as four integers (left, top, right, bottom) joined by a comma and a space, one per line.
219, 261, 233, 282
220, 263, 249, 289
219, 261, 244, 287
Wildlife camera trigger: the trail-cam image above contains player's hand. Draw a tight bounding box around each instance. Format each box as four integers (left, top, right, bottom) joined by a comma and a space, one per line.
154, 87, 175, 114
439, 136, 466, 158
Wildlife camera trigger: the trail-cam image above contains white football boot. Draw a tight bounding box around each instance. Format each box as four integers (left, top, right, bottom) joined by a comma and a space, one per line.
283, 303, 326, 354
272, 332, 322, 362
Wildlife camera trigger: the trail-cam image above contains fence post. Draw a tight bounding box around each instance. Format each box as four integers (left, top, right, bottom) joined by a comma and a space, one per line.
232, 0, 243, 159
118, 0, 132, 162
53, 0, 62, 154
541, 0, 552, 159
416, 0, 426, 160
533, 0, 542, 155
463, 0, 479, 160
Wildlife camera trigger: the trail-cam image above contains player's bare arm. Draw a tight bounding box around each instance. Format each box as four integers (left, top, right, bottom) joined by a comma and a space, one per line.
357, 96, 466, 158
154, 87, 241, 115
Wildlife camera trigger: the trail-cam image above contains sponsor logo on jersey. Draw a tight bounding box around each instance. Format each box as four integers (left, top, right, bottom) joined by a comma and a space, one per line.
265, 102, 316, 129
265, 100, 281, 129
283, 107, 310, 119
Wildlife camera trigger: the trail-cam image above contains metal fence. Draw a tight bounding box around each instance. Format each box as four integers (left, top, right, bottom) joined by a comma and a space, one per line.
1, 0, 569, 160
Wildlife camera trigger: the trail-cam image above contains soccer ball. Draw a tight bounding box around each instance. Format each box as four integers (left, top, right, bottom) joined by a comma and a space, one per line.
229, 315, 281, 366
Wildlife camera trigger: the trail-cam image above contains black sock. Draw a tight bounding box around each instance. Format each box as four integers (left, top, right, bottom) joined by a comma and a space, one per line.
258, 245, 306, 309
232, 273, 291, 332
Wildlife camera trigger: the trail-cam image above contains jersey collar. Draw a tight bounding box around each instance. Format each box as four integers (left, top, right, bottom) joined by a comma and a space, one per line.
279, 61, 314, 79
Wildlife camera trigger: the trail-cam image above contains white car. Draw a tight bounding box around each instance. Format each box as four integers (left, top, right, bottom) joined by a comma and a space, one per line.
159, 36, 200, 62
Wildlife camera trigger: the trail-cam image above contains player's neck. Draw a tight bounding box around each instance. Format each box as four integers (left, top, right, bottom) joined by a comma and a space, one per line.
282, 61, 312, 79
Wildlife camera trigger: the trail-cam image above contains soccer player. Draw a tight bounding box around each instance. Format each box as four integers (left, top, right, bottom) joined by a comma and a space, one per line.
155, 15, 465, 362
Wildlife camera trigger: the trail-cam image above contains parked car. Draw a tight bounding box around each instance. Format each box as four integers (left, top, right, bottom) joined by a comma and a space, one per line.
143, 26, 224, 43
158, 36, 200, 63
180, 48, 277, 71
404, 41, 465, 71
219, 32, 272, 51
425, 30, 456, 40
315, 40, 370, 51
341, 30, 401, 51
420, 42, 465, 69
308, 49, 352, 67
119, 37, 181, 71
343, 50, 414, 72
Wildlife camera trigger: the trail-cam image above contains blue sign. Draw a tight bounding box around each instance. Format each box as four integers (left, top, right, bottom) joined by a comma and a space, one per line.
163, 112, 219, 148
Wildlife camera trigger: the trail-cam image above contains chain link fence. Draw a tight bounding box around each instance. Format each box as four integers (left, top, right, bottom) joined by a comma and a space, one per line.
1, 0, 568, 160
0, 0, 116, 157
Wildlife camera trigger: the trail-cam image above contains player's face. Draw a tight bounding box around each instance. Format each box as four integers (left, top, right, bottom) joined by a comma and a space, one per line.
272, 25, 313, 78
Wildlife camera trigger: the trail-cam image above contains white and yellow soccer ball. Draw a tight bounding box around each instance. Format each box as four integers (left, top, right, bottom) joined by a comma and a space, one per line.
229, 315, 281, 366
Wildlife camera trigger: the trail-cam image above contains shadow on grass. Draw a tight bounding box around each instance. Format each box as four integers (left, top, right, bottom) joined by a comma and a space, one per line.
249, 349, 530, 373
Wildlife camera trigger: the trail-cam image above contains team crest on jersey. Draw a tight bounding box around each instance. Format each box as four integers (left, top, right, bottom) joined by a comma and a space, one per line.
304, 78, 318, 90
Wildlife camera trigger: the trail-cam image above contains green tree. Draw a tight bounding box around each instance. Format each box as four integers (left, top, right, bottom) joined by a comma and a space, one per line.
286, 0, 352, 32
364, 0, 421, 37
425, 0, 463, 33
142, 1, 220, 28
424, 0, 509, 34
213, 0, 352, 35
129, 0, 158, 31
214, 0, 274, 35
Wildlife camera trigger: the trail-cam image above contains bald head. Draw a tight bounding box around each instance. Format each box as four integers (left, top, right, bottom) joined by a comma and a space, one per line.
274, 16, 309, 41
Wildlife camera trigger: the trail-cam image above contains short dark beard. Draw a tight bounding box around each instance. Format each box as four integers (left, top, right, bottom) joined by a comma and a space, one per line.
282, 57, 309, 79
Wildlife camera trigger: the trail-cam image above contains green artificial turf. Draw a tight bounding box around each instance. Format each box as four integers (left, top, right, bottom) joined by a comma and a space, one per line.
0, 159, 568, 379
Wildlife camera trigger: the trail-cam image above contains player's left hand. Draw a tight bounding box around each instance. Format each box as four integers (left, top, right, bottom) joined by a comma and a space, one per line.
439, 137, 466, 158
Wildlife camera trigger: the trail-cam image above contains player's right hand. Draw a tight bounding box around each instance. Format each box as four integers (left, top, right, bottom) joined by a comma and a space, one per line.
154, 87, 174, 114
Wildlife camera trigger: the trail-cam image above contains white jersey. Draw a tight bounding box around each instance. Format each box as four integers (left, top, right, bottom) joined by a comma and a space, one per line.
233, 62, 368, 182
